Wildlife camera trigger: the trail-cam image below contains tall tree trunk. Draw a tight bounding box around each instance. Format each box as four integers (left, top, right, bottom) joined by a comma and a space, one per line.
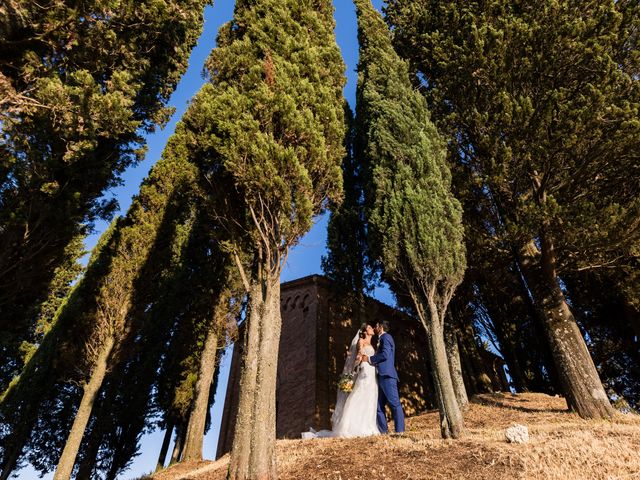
500, 272, 534, 392
76, 377, 118, 480
457, 339, 479, 396
427, 315, 465, 438
444, 324, 469, 411
511, 255, 563, 394
229, 268, 281, 480
155, 421, 174, 472
181, 325, 219, 462
494, 303, 528, 390
519, 237, 614, 420
170, 423, 186, 465
492, 314, 528, 392
497, 334, 528, 392
75, 420, 101, 480
54, 335, 115, 480
448, 305, 479, 396
413, 289, 465, 439
477, 285, 529, 392
248, 278, 280, 479
228, 279, 262, 480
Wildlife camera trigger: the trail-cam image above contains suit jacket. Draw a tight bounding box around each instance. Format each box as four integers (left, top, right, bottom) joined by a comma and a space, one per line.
369, 333, 399, 380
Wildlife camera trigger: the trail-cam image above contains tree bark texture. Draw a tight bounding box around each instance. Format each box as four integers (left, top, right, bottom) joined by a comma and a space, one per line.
229, 274, 281, 480
54, 335, 115, 480
155, 421, 174, 472
181, 325, 219, 462
519, 237, 615, 420
444, 325, 469, 411
228, 281, 262, 480
511, 255, 564, 394
75, 416, 102, 480
498, 337, 528, 393
76, 376, 119, 480
426, 309, 465, 439
411, 287, 465, 439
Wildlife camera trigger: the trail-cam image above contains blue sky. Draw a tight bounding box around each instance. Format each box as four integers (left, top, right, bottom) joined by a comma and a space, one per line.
16, 1, 390, 478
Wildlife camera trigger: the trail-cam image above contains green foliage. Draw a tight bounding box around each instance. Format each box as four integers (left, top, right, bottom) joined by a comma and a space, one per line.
154, 210, 238, 431
72, 207, 205, 480
322, 106, 374, 298
0, 235, 85, 391
0, 0, 211, 382
0, 129, 201, 476
385, 0, 640, 276
30, 237, 86, 339
386, 0, 640, 413
65, 174, 239, 479
353, 0, 467, 435
355, 0, 465, 306
180, 4, 347, 475
0, 222, 117, 477
189, 0, 346, 266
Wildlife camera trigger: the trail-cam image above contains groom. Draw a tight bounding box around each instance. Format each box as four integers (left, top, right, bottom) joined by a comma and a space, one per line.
361, 320, 405, 434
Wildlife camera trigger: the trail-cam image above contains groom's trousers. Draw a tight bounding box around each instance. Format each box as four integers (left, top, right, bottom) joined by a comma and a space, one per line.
377, 376, 405, 433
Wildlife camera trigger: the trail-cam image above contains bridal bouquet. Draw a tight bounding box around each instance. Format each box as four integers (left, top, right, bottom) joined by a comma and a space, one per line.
338, 372, 355, 393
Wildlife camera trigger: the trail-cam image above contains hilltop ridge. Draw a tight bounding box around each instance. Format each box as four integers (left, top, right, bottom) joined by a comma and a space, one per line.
150, 393, 640, 480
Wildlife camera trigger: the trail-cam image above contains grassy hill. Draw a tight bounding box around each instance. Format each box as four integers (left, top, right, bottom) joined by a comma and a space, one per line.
150, 393, 640, 480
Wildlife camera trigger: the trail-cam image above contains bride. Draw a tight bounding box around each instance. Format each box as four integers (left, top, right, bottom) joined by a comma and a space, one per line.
303, 323, 380, 438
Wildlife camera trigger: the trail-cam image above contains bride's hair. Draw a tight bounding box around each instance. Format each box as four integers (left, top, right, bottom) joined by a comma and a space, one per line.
358, 322, 369, 339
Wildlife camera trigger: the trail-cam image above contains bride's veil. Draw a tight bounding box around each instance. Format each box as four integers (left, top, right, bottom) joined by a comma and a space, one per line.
331, 331, 360, 428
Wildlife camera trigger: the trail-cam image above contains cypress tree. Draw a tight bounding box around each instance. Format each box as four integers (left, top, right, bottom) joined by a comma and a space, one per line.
180, 1, 346, 477
49, 130, 200, 480
71, 203, 219, 479
322, 106, 373, 325
0, 223, 117, 480
2, 192, 202, 479
181, 286, 239, 463
0, 0, 211, 385
154, 277, 214, 469
0, 235, 85, 393
155, 206, 239, 465
444, 128, 562, 395
354, 0, 467, 438
386, 0, 640, 419
459, 182, 557, 394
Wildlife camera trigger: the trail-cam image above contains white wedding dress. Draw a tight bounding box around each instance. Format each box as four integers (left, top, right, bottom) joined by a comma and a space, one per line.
303, 337, 380, 439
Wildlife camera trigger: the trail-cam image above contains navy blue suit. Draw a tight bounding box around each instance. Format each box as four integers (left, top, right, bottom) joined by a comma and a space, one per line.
369, 333, 405, 433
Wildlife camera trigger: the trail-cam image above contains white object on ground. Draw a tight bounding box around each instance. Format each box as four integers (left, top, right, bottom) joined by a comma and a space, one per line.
505, 424, 529, 444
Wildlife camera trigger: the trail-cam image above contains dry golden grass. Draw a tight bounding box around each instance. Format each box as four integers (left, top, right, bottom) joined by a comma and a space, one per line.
151, 393, 640, 480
